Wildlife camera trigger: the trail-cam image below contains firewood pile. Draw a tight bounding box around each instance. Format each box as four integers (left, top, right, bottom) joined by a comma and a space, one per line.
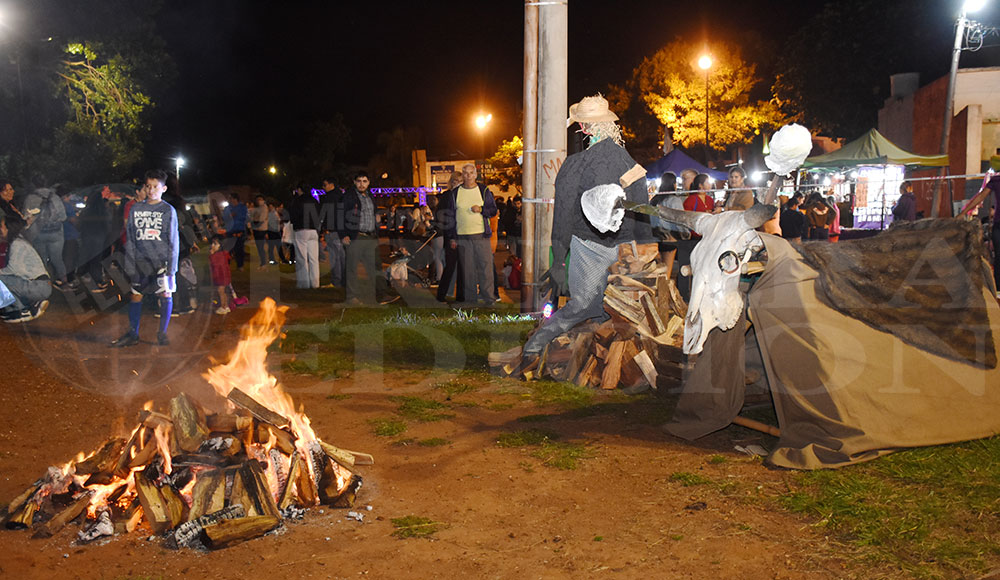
1, 298, 372, 550
491, 243, 688, 390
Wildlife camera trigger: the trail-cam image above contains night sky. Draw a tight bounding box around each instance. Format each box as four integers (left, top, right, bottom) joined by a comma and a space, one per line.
146, 0, 828, 176
8, 0, 1000, 183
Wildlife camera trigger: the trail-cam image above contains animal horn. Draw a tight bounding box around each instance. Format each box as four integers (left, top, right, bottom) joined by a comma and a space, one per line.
743, 203, 777, 228
761, 174, 782, 206
653, 206, 706, 234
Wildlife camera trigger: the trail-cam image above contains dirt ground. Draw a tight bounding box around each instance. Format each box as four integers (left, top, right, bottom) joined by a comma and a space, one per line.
0, 261, 890, 580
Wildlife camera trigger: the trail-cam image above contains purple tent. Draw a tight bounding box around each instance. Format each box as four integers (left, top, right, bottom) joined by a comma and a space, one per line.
644, 149, 729, 183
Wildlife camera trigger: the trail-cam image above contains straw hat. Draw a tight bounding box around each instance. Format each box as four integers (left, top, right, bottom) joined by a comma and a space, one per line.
567, 94, 618, 127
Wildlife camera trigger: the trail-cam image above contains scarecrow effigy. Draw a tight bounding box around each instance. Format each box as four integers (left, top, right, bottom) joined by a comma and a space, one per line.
581, 124, 1000, 469
515, 94, 653, 373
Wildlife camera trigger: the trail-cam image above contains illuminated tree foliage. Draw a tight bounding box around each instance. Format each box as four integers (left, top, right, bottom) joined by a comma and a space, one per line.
58, 42, 152, 173
486, 135, 523, 195
637, 40, 783, 150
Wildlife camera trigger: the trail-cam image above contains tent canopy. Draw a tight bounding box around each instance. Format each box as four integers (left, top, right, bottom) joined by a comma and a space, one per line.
803, 128, 949, 170
645, 148, 729, 183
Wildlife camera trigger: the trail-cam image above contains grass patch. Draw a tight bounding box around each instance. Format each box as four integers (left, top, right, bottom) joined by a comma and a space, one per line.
277, 309, 534, 378
390, 515, 446, 539
522, 380, 594, 408
391, 396, 455, 422
669, 472, 713, 487
434, 379, 478, 397
708, 454, 728, 465
325, 393, 352, 400
496, 429, 559, 447
780, 436, 1000, 577
368, 418, 407, 437
487, 402, 515, 411
497, 429, 590, 470
418, 438, 451, 447
531, 441, 589, 470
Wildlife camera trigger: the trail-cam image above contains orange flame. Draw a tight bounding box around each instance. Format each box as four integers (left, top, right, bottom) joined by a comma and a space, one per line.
203, 298, 319, 453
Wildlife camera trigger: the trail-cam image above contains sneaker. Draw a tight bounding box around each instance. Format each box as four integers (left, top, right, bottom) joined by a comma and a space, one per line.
232, 296, 249, 306
111, 331, 140, 348
3, 309, 34, 323
172, 307, 194, 316
215, 307, 231, 315
53, 280, 66, 290
29, 300, 48, 320
157, 332, 170, 346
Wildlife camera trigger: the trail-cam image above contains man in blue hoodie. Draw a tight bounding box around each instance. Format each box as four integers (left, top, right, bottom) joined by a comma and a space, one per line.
111, 169, 179, 347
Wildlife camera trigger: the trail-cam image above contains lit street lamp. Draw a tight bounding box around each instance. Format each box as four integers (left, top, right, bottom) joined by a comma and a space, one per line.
698, 54, 712, 164
475, 112, 493, 159
935, 0, 988, 216
268, 165, 277, 176
175, 156, 185, 179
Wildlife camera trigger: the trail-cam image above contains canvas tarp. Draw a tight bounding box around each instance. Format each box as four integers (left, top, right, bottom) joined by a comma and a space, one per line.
645, 149, 729, 183
803, 128, 949, 170
665, 233, 1000, 469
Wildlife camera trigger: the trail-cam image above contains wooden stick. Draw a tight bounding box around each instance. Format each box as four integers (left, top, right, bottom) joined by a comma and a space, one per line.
732, 416, 781, 437
201, 515, 280, 549
227, 387, 289, 428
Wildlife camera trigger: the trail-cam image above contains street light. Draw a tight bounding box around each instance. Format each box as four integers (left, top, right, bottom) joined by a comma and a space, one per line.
474, 112, 493, 159
175, 156, 185, 179
698, 54, 712, 165
268, 165, 277, 175
935, 0, 988, 216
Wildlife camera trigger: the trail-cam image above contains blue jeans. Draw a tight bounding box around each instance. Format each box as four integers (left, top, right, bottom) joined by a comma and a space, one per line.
32, 229, 66, 280
524, 236, 617, 353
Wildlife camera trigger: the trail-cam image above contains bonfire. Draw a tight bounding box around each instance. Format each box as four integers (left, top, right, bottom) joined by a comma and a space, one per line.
1, 298, 371, 549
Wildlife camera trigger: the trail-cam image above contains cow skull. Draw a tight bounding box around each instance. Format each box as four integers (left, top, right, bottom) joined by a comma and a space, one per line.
679, 206, 772, 354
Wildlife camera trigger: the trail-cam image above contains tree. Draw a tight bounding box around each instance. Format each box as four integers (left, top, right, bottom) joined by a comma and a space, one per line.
772, 0, 951, 139
368, 126, 422, 187
57, 42, 151, 176
637, 40, 784, 151
486, 135, 523, 195
286, 114, 352, 182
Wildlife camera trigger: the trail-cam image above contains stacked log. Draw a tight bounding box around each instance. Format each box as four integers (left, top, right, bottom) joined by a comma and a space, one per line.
1, 391, 372, 550
492, 243, 688, 390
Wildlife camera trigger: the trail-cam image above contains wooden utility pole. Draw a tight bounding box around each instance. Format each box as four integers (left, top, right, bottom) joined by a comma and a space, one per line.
522, 0, 567, 312
521, 1, 539, 313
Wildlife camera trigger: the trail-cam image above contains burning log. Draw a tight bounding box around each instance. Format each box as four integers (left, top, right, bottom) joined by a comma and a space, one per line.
168, 504, 245, 549
279, 452, 306, 510
169, 393, 209, 453
227, 387, 289, 428
230, 461, 280, 518
134, 471, 173, 534
140, 410, 173, 431
255, 424, 296, 455
4, 481, 42, 523
331, 475, 363, 508
4, 500, 38, 530
201, 515, 280, 550
187, 469, 226, 521
161, 483, 189, 528
75, 439, 127, 476
207, 413, 252, 433
33, 491, 94, 538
